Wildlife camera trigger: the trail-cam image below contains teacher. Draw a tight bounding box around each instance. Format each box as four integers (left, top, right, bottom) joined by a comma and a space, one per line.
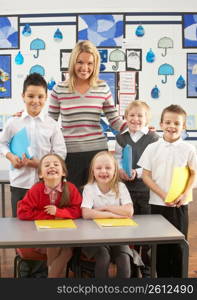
48, 40, 127, 190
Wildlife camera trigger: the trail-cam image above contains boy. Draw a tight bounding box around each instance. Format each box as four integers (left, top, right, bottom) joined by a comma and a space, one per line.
115, 100, 159, 277
138, 104, 197, 277
0, 73, 66, 217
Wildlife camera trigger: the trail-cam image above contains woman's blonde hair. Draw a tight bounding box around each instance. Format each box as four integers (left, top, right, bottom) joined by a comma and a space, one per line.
67, 40, 101, 92
38, 153, 70, 208
124, 100, 151, 125
88, 151, 120, 198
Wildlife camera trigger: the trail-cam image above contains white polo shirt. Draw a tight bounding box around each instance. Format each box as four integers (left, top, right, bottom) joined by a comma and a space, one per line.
81, 182, 133, 209
138, 137, 197, 206
0, 110, 66, 189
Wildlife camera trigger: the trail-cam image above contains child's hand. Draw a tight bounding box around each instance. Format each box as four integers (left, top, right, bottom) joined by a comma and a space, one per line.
119, 169, 130, 181
130, 169, 137, 181
148, 126, 156, 132
21, 154, 39, 168
6, 152, 23, 169
173, 194, 187, 208
44, 205, 57, 215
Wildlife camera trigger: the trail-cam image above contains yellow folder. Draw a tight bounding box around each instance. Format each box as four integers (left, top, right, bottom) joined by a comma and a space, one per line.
35, 219, 77, 230
165, 167, 192, 204
94, 218, 138, 227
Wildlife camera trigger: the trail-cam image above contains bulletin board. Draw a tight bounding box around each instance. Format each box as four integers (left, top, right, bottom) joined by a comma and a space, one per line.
0, 12, 197, 147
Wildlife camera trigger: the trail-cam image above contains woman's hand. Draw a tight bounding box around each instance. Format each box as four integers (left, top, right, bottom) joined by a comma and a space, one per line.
13, 111, 23, 117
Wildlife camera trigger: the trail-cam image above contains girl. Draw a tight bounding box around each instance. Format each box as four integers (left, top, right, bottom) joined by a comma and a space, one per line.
81, 151, 139, 278
17, 153, 82, 278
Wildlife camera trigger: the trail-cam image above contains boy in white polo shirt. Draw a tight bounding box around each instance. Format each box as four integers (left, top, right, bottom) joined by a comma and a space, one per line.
0, 73, 66, 217
138, 104, 197, 277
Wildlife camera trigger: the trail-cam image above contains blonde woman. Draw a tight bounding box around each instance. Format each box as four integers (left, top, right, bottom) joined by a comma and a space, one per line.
48, 41, 127, 190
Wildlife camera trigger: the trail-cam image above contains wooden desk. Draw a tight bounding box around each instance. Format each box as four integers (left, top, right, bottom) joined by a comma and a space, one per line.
0, 170, 9, 217
0, 215, 189, 278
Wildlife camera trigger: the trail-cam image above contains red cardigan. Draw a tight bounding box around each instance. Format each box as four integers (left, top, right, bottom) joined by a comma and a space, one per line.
17, 181, 82, 220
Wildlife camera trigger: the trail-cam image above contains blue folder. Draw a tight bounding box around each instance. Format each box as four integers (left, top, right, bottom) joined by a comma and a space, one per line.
121, 144, 132, 177
9, 128, 32, 159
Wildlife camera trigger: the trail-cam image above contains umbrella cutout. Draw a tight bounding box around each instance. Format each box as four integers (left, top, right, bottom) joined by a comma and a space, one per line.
109, 49, 125, 71
30, 38, 46, 58
29, 65, 45, 76
158, 63, 174, 84
158, 37, 173, 57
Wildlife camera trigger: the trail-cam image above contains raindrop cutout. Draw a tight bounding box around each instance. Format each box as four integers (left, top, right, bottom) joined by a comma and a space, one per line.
22, 24, 32, 37
54, 28, 63, 42
176, 75, 186, 89
146, 49, 155, 63
151, 85, 160, 98
135, 25, 145, 37
15, 51, 24, 65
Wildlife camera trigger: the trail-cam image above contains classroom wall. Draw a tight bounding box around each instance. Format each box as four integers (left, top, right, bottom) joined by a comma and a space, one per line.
0, 0, 197, 169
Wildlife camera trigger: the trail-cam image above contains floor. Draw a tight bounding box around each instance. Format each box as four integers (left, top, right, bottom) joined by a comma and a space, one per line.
0, 185, 197, 278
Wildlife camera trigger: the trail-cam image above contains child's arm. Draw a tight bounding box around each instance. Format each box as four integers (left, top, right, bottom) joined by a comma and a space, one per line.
174, 168, 196, 207
6, 152, 23, 169
96, 203, 133, 218
142, 169, 167, 201
50, 122, 67, 160
82, 207, 126, 219
45, 182, 82, 219
21, 154, 40, 168
17, 186, 54, 220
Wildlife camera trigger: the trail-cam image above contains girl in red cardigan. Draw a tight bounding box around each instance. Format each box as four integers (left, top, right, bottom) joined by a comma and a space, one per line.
17, 153, 82, 278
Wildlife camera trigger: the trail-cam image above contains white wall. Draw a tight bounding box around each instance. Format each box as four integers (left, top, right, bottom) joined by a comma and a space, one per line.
0, 0, 197, 170
0, 0, 197, 14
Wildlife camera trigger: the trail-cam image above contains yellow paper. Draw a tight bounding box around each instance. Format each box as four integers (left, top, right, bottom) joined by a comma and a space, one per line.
94, 218, 138, 227
35, 219, 76, 229
165, 167, 192, 203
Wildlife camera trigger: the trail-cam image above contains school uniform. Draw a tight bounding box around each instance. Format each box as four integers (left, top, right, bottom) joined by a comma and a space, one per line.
0, 110, 66, 216
138, 137, 197, 277
115, 127, 159, 214
81, 182, 144, 278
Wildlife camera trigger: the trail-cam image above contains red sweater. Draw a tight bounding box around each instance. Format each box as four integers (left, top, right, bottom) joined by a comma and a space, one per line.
17, 181, 82, 220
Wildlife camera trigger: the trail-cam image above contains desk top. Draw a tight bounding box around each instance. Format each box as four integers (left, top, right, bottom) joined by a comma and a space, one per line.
0, 215, 185, 248
0, 170, 9, 183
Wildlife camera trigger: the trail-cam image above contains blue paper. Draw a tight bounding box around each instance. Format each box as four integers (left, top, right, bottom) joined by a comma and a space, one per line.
9, 128, 32, 159
121, 144, 132, 177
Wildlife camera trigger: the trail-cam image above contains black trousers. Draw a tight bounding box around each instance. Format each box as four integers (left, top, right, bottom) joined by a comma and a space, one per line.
128, 190, 150, 215
10, 186, 29, 217
151, 204, 188, 278
65, 149, 107, 191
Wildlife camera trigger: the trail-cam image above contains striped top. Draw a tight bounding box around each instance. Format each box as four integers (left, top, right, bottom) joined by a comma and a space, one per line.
48, 81, 127, 153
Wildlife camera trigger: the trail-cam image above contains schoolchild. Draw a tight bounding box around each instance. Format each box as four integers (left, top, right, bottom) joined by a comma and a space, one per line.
0, 73, 66, 217
138, 104, 197, 277
17, 153, 82, 277
81, 151, 143, 278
